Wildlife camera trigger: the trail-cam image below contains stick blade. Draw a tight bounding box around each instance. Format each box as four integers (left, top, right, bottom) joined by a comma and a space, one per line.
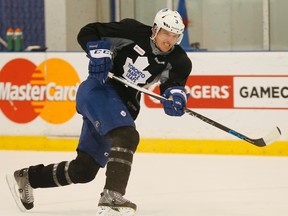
262, 126, 281, 146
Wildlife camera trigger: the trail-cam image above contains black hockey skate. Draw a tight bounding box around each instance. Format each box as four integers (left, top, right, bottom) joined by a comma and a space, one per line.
6, 168, 34, 211
96, 189, 136, 216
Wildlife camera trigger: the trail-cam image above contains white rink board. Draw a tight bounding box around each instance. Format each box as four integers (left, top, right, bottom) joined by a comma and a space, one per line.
0, 52, 287, 141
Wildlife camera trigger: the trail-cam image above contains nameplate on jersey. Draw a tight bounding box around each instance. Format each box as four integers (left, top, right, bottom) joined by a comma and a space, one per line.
123, 56, 151, 85
133, 45, 145, 56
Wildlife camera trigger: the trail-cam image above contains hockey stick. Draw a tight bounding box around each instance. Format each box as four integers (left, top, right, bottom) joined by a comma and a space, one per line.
108, 72, 281, 147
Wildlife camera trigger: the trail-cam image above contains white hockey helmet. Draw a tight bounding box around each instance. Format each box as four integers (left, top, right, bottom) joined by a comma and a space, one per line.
152, 8, 185, 44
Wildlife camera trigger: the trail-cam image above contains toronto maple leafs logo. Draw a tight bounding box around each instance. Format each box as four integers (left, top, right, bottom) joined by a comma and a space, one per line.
123, 56, 151, 85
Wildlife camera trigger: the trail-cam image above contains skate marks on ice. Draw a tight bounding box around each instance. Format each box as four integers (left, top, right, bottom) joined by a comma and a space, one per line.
1, 151, 288, 216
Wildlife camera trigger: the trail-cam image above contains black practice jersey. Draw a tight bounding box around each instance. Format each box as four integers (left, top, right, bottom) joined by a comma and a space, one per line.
77, 18, 192, 119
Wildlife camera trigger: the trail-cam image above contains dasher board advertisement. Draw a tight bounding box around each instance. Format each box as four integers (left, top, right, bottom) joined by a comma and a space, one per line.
0, 52, 287, 142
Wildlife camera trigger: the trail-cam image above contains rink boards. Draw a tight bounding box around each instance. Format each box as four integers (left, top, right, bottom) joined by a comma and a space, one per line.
0, 52, 287, 156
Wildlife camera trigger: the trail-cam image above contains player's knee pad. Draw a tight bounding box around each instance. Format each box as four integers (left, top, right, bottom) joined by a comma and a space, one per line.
106, 127, 139, 164
68, 150, 101, 184
106, 126, 139, 152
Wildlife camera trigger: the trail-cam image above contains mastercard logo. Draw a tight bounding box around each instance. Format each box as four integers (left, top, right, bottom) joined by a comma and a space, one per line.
0, 58, 80, 124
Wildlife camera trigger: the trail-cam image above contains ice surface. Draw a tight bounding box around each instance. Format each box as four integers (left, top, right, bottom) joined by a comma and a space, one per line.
1, 150, 288, 216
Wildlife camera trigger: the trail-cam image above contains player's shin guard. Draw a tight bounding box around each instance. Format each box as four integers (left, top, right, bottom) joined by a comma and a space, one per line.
28, 161, 73, 188
28, 151, 100, 188
104, 126, 139, 195
104, 149, 133, 195
98, 126, 139, 216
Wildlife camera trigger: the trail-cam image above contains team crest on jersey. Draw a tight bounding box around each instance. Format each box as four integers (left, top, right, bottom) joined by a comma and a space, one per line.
123, 56, 151, 84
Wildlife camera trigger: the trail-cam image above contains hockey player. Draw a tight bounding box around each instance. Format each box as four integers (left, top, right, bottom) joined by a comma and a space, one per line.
7, 8, 192, 216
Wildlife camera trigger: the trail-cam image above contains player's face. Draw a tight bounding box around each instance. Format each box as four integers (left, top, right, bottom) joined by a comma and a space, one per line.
155, 29, 180, 52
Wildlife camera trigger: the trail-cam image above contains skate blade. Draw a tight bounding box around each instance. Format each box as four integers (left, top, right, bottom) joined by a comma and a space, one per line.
96, 206, 136, 216
5, 174, 27, 212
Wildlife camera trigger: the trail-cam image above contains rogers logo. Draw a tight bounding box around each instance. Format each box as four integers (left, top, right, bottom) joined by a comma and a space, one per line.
0, 58, 80, 124
190, 85, 230, 99
144, 75, 234, 108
